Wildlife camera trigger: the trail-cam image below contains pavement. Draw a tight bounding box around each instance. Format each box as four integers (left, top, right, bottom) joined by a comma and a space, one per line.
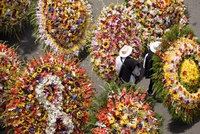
1, 0, 200, 134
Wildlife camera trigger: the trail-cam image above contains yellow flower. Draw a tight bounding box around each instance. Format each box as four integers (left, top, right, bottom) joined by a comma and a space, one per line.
102, 40, 110, 49
109, 116, 115, 124
36, 67, 42, 73
180, 59, 200, 85
120, 114, 128, 125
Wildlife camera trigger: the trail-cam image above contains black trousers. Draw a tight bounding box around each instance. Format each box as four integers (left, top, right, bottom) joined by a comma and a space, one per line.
148, 79, 154, 94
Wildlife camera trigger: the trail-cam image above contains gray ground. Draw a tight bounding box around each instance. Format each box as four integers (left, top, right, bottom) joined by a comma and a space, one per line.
1, 0, 200, 133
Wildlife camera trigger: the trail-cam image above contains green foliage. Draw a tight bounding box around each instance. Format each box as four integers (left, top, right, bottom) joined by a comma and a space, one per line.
152, 24, 200, 124
161, 24, 200, 52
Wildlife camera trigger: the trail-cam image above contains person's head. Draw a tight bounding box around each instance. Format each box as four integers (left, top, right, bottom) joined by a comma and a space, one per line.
150, 41, 161, 53
119, 45, 133, 58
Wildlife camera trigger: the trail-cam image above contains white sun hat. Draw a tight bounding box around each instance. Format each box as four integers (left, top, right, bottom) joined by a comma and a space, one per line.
150, 41, 162, 53
119, 45, 133, 57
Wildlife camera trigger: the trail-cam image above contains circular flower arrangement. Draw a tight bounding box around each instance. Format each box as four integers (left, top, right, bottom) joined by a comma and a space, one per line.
0, 43, 21, 127
33, 0, 92, 56
5, 53, 95, 133
0, 0, 32, 35
89, 3, 143, 81
90, 85, 162, 134
126, 0, 188, 47
161, 38, 200, 123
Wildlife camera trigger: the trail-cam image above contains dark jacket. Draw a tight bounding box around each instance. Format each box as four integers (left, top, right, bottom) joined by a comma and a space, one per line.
144, 50, 155, 79
119, 56, 139, 82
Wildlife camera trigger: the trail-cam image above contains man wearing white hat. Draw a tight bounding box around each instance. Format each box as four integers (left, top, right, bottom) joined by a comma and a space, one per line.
115, 45, 140, 84
143, 41, 161, 95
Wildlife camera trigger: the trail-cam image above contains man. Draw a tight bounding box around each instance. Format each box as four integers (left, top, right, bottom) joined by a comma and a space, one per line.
143, 41, 161, 95
115, 45, 140, 84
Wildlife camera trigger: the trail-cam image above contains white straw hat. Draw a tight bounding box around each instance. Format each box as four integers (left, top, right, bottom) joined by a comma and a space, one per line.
150, 41, 161, 53
119, 45, 133, 57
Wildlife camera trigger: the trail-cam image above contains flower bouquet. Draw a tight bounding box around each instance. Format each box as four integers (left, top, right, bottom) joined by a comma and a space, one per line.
0, 43, 21, 128
0, 0, 33, 37
152, 24, 200, 123
4, 53, 96, 133
89, 3, 143, 81
87, 82, 163, 134
32, 0, 92, 57
125, 0, 188, 48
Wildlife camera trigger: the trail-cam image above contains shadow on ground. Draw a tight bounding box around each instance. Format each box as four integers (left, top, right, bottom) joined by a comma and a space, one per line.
167, 116, 200, 134
0, 23, 44, 61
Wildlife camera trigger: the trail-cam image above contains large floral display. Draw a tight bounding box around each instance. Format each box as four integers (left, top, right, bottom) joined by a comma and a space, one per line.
126, 0, 188, 47
0, 0, 32, 36
89, 3, 143, 81
152, 25, 200, 123
4, 53, 95, 133
88, 83, 163, 134
0, 43, 21, 127
33, 0, 92, 56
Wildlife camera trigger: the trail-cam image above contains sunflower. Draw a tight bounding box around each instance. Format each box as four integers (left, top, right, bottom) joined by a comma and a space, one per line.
102, 40, 110, 49
90, 3, 143, 81
4, 53, 96, 133
33, 0, 93, 56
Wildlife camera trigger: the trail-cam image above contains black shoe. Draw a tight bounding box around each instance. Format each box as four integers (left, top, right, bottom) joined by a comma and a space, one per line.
147, 89, 153, 95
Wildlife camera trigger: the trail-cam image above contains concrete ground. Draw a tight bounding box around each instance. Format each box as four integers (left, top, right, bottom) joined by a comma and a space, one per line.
1, 0, 200, 134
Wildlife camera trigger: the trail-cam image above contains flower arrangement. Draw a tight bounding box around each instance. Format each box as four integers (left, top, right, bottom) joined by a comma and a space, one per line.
152, 24, 200, 123
4, 53, 96, 133
32, 0, 92, 57
162, 38, 200, 123
0, 43, 21, 127
0, 0, 32, 36
88, 83, 163, 134
89, 3, 143, 81
126, 0, 188, 47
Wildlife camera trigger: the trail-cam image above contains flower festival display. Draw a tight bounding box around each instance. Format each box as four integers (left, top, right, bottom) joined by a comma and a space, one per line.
88, 83, 163, 134
89, 3, 143, 81
33, 0, 92, 56
152, 24, 200, 123
125, 0, 188, 47
4, 53, 96, 133
0, 43, 21, 127
0, 0, 32, 36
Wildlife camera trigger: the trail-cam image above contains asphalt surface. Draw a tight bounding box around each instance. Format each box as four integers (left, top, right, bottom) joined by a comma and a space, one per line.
1, 0, 200, 134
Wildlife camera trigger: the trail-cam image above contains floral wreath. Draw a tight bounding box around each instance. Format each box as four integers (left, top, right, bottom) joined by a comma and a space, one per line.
162, 38, 200, 123
5, 53, 95, 133
152, 24, 200, 123
125, 0, 188, 48
0, 44, 21, 127
89, 3, 143, 81
33, 0, 92, 56
0, 0, 32, 35
88, 83, 163, 134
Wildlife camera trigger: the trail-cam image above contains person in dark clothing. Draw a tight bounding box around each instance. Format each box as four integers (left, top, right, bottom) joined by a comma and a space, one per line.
115, 45, 140, 84
143, 41, 161, 95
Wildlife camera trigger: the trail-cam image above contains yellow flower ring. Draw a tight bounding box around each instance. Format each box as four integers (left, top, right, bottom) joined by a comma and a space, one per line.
126, 0, 188, 46
35, 0, 92, 56
0, 0, 31, 34
5, 53, 95, 133
162, 38, 200, 122
92, 87, 161, 133
90, 3, 143, 81
0, 44, 21, 126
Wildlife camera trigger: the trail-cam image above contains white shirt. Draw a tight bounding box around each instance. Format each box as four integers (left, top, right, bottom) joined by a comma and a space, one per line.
115, 56, 140, 83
